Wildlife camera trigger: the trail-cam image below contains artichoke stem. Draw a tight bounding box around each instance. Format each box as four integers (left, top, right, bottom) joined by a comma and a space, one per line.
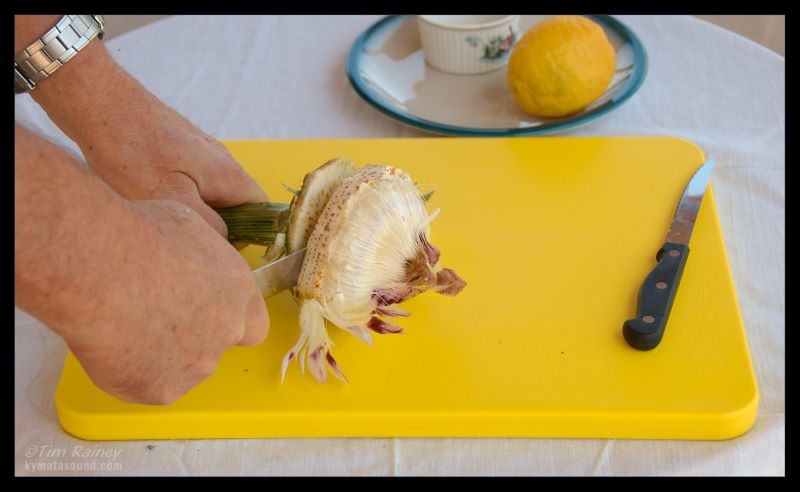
214, 202, 291, 247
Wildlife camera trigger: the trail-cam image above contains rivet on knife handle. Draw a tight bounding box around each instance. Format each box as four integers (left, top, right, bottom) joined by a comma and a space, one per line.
622, 242, 689, 350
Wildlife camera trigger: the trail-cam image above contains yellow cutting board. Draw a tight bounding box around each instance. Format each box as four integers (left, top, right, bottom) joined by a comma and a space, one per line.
55, 137, 758, 440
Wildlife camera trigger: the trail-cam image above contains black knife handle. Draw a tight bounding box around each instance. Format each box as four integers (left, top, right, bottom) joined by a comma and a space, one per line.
623, 242, 690, 351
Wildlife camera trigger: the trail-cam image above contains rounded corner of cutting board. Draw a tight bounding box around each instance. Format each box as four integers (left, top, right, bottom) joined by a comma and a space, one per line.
659, 136, 706, 160
713, 386, 761, 440
54, 383, 101, 441
54, 352, 119, 441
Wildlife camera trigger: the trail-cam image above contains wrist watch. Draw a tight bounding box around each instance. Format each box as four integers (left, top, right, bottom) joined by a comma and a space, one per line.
14, 15, 105, 94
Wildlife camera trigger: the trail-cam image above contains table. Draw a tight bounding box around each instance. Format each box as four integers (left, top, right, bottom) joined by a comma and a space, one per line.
14, 15, 785, 476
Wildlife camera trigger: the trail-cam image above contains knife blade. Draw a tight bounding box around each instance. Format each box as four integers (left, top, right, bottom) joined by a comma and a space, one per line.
213, 202, 304, 297
251, 247, 306, 298
622, 158, 716, 351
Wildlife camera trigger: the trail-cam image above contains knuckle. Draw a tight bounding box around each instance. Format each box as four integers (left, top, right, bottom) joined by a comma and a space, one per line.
204, 139, 234, 164
155, 198, 192, 217
219, 324, 242, 349
112, 376, 178, 406
210, 138, 234, 159
205, 211, 228, 237
223, 320, 246, 346
147, 388, 182, 406
209, 312, 245, 347
196, 358, 219, 379
215, 156, 247, 179
244, 319, 269, 346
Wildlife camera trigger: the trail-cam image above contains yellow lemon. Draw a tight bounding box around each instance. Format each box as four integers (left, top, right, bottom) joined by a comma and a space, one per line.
507, 16, 616, 118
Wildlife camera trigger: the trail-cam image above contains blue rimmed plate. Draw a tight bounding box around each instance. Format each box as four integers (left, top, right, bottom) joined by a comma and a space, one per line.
346, 15, 647, 136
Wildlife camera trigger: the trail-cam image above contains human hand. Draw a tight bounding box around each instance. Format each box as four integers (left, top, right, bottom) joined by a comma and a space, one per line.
17, 29, 266, 238
64, 198, 269, 405
79, 90, 268, 238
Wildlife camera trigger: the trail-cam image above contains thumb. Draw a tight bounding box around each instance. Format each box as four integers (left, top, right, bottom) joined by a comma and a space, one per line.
200, 159, 270, 209
238, 282, 269, 346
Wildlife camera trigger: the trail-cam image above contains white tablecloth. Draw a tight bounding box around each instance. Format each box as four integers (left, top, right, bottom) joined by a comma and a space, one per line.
15, 15, 785, 476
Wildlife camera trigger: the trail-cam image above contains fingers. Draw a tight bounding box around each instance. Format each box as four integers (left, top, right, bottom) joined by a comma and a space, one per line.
238, 282, 269, 346
181, 193, 229, 238
104, 356, 219, 406
210, 172, 268, 208
242, 173, 270, 204
197, 152, 270, 208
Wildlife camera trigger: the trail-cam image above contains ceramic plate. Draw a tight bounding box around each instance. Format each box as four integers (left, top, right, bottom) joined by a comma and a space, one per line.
346, 15, 648, 136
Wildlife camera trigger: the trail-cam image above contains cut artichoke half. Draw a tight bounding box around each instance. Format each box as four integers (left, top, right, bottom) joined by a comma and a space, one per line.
282, 164, 466, 385
215, 159, 466, 386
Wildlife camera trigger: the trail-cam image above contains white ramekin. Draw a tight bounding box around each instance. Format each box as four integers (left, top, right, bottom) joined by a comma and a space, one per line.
417, 15, 520, 75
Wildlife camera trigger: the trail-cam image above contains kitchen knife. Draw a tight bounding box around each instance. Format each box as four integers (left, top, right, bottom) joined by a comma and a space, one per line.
213, 202, 303, 297
623, 158, 715, 351
250, 247, 306, 298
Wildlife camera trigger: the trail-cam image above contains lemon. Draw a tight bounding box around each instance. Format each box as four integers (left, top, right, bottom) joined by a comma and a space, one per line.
507, 16, 616, 118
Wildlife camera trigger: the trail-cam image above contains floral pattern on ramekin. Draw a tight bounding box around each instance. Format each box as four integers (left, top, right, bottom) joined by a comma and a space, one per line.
465, 25, 517, 62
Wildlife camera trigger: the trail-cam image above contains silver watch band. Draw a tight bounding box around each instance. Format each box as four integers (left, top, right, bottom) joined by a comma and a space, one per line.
14, 15, 105, 94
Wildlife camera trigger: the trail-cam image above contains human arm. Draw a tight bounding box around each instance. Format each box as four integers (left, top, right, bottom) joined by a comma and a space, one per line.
15, 15, 267, 238
15, 123, 269, 404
